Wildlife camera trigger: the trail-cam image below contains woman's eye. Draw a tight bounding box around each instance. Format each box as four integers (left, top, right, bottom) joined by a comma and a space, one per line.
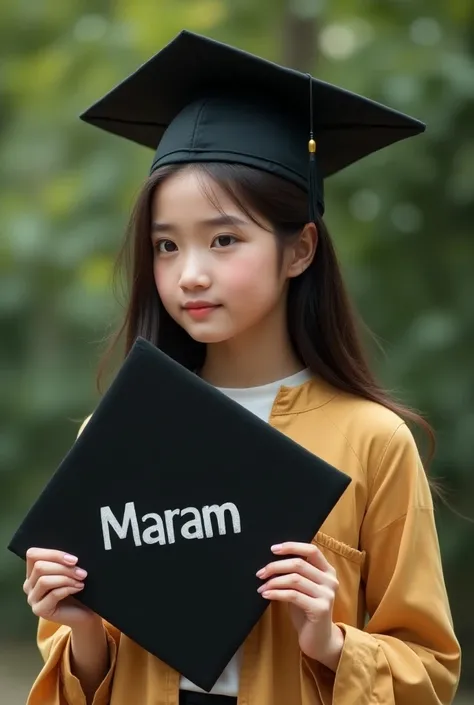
213, 234, 237, 248
155, 239, 177, 253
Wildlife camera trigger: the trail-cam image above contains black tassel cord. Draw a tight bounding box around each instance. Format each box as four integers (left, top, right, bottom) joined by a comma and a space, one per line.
307, 73, 318, 224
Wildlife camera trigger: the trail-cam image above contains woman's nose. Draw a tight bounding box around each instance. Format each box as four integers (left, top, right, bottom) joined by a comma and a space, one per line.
178, 256, 211, 291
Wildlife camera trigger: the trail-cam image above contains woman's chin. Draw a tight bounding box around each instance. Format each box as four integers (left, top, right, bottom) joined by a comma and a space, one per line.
185, 326, 233, 344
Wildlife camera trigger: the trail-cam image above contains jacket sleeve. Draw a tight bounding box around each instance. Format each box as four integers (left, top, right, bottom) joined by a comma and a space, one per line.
28, 619, 119, 705
305, 422, 461, 705
27, 413, 120, 705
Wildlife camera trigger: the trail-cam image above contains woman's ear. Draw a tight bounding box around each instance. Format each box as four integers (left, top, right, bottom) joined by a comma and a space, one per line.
286, 222, 318, 278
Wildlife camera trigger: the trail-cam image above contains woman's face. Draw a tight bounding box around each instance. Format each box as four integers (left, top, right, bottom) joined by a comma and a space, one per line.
150, 169, 295, 345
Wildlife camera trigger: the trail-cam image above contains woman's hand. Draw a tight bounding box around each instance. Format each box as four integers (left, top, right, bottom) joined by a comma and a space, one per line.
23, 547, 100, 629
256, 541, 344, 671
24, 548, 110, 703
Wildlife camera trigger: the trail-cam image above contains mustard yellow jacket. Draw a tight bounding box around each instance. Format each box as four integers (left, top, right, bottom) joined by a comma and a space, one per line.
28, 376, 461, 705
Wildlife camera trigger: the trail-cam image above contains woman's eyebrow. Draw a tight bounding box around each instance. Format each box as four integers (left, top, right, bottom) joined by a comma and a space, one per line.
151, 214, 249, 234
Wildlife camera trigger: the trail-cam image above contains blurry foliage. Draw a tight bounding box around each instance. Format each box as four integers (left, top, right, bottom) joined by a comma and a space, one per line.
1, 0, 473, 691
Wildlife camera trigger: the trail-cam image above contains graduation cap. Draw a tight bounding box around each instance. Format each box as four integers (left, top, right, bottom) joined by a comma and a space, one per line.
79, 29, 425, 219
9, 338, 351, 692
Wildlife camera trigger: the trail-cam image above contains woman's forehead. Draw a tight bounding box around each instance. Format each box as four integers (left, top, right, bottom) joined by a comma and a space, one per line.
152, 170, 254, 226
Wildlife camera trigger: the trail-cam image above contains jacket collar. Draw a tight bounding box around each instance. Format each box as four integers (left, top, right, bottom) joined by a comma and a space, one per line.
271, 375, 339, 416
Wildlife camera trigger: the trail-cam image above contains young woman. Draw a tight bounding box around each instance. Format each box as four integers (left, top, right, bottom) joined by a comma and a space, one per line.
22, 31, 460, 705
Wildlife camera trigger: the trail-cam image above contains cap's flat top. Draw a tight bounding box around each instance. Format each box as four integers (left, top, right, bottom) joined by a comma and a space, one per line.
9, 338, 350, 691
80, 30, 425, 179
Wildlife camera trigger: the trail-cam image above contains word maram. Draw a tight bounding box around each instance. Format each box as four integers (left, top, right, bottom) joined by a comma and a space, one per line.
100, 501, 242, 550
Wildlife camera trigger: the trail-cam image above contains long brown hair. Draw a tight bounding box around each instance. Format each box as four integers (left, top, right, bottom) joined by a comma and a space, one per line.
98, 162, 436, 468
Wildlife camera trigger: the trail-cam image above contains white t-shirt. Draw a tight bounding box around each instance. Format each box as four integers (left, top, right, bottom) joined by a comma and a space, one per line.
179, 367, 313, 696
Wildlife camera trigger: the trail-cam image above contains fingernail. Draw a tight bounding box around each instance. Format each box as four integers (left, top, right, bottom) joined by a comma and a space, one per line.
74, 568, 87, 579
271, 544, 283, 552
256, 568, 265, 578
64, 554, 78, 565
257, 585, 265, 593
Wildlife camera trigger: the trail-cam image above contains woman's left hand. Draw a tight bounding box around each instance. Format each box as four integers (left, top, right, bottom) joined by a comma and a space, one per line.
256, 541, 345, 671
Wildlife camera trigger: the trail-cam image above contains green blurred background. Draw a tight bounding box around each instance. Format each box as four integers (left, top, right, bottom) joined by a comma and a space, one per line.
1, 0, 473, 701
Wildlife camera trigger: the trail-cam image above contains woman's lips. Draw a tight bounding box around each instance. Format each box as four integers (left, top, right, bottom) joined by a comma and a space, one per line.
184, 304, 221, 320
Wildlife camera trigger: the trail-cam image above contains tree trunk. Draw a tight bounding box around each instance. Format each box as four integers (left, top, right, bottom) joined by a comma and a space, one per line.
281, 1, 319, 71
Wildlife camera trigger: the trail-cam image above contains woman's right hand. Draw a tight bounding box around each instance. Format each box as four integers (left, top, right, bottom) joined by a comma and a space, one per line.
24, 547, 99, 628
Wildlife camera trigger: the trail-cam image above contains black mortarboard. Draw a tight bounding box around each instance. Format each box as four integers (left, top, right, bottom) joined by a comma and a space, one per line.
9, 337, 350, 691
79, 29, 425, 219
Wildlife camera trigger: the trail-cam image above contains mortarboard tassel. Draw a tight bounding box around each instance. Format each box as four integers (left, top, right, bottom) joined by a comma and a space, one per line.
307, 73, 317, 224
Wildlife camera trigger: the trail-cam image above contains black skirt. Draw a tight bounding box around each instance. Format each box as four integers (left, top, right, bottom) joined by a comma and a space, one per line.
179, 692, 237, 705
